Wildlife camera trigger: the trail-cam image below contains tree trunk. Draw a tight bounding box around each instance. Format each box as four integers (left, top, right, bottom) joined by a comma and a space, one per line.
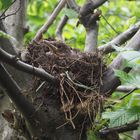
0, 1, 29, 139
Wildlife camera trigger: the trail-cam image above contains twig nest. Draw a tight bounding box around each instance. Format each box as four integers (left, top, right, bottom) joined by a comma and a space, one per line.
27, 39, 106, 130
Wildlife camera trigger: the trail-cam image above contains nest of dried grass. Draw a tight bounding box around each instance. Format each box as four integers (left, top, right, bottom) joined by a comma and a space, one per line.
27, 39, 106, 129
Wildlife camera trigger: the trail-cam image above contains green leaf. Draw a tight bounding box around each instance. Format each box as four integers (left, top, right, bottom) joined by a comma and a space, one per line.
112, 44, 128, 52
0, 1, 2, 10
0, 30, 18, 44
87, 130, 98, 140
121, 51, 140, 67
102, 106, 140, 127
114, 69, 140, 88
1, 0, 12, 9
114, 70, 133, 84
62, 8, 78, 19
27, 15, 45, 25
128, 93, 140, 108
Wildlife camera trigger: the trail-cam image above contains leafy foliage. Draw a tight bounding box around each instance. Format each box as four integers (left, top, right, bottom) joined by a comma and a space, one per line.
0, 0, 12, 10
1, 0, 140, 139
103, 106, 140, 127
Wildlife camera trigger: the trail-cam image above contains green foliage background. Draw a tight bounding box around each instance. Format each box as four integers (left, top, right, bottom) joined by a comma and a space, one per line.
1, 0, 140, 139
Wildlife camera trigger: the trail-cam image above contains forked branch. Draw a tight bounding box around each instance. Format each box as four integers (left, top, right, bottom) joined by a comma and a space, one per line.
101, 29, 140, 96
0, 48, 57, 83
33, 0, 67, 42
99, 21, 140, 54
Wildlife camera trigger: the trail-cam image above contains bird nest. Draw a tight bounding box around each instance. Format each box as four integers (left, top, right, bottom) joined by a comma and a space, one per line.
27, 39, 106, 129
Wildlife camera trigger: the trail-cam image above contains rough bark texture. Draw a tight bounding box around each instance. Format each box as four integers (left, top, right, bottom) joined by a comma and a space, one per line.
4, 0, 27, 49
0, 1, 29, 140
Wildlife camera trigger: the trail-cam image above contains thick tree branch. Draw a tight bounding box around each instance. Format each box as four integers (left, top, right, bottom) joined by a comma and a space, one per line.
33, 0, 66, 42
84, 22, 99, 52
101, 29, 140, 96
116, 85, 137, 92
80, 9, 101, 52
80, 0, 107, 17
79, 0, 107, 53
99, 21, 140, 54
0, 21, 31, 88
0, 63, 52, 139
0, 48, 57, 83
0, 63, 35, 120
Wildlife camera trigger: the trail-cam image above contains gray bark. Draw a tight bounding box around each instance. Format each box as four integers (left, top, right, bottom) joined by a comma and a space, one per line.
4, 0, 27, 49
0, 0, 29, 139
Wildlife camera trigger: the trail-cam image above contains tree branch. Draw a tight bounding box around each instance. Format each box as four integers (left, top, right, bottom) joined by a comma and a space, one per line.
56, 15, 69, 41
116, 85, 137, 92
101, 29, 140, 96
84, 21, 99, 52
80, 9, 101, 52
0, 48, 57, 83
0, 63, 35, 119
55, 0, 79, 41
0, 0, 17, 20
78, 0, 107, 53
99, 21, 140, 54
0, 21, 18, 54
33, 0, 66, 42
0, 63, 52, 139
66, 0, 80, 12
100, 121, 139, 136
0, 21, 31, 88
80, 0, 107, 17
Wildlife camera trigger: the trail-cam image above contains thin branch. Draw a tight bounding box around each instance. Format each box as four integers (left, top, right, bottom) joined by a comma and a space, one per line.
101, 29, 140, 96
116, 85, 137, 92
55, 0, 79, 41
66, 0, 80, 12
0, 0, 16, 19
0, 47, 57, 83
33, 0, 66, 42
55, 15, 69, 41
119, 88, 136, 101
106, 88, 136, 109
0, 0, 21, 20
101, 15, 119, 34
99, 121, 139, 135
99, 21, 140, 54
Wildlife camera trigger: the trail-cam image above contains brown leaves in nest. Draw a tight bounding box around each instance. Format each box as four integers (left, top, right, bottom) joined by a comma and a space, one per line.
27, 39, 106, 129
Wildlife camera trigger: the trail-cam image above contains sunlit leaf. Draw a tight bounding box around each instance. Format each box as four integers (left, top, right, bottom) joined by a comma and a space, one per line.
0, 1, 2, 10
102, 106, 140, 127
62, 8, 78, 19
114, 69, 140, 88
